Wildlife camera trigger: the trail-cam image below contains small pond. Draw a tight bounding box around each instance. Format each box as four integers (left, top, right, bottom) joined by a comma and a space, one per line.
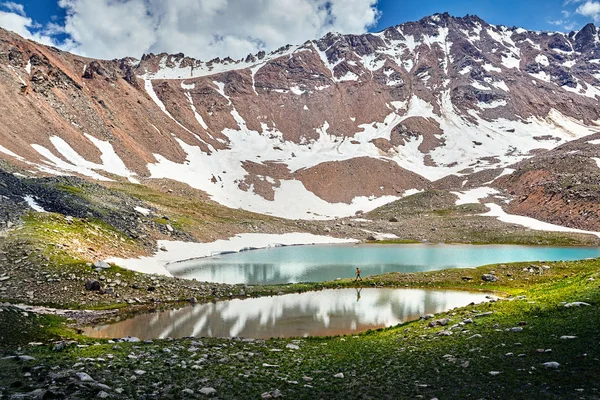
83, 288, 490, 340
167, 244, 600, 285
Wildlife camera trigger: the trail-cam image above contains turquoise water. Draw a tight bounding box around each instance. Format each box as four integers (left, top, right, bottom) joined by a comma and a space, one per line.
167, 244, 600, 285
83, 288, 490, 340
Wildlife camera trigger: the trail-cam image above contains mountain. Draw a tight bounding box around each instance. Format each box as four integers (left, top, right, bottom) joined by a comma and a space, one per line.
1, 12, 600, 224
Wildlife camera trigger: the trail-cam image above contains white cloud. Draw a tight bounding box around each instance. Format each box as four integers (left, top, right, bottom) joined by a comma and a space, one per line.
561, 10, 571, 17
576, 0, 600, 21
56, 0, 381, 60
0, 6, 58, 46
1, 1, 24, 16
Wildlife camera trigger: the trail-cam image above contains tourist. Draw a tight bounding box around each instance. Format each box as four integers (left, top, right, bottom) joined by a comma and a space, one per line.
355, 267, 362, 281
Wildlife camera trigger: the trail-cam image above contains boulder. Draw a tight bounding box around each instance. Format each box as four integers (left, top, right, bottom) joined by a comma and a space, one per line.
85, 279, 102, 291
482, 274, 498, 282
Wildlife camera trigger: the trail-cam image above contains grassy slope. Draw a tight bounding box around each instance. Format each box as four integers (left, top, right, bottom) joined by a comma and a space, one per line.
1, 259, 599, 399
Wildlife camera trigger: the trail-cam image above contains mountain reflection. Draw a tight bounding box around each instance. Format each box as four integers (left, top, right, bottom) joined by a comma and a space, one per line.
84, 288, 489, 340
167, 244, 600, 284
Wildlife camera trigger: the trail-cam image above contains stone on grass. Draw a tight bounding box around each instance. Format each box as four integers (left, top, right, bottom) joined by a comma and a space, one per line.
334, 373, 344, 378
182, 389, 194, 396
560, 335, 577, 340
199, 387, 216, 395
76, 372, 94, 382
85, 279, 102, 291
286, 343, 300, 350
18, 355, 35, 362
564, 302, 591, 308
94, 261, 111, 269
482, 274, 498, 282
510, 327, 523, 332
543, 362, 560, 369
97, 391, 110, 399
489, 371, 500, 376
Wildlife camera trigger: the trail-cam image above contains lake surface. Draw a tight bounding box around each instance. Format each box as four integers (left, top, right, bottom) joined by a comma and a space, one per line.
167, 244, 600, 284
83, 288, 490, 340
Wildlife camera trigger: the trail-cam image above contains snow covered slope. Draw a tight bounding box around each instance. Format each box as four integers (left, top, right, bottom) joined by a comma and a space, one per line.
1, 13, 600, 219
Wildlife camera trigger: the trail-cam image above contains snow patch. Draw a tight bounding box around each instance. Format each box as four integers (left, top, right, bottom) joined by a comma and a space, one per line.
482, 204, 600, 238
23, 196, 46, 213
109, 233, 358, 276
452, 187, 499, 205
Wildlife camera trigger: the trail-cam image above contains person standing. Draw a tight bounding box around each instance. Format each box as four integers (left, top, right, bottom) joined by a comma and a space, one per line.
355, 267, 362, 281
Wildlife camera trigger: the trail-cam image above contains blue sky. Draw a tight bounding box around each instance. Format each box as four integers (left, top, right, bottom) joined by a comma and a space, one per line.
0, 0, 598, 60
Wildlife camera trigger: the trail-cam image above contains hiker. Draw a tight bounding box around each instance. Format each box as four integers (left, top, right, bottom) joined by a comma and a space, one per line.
355, 267, 362, 281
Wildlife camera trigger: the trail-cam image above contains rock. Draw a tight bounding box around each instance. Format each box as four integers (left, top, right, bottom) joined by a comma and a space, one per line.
134, 369, 146, 375
121, 336, 140, 342
302, 376, 313, 382
463, 318, 473, 324
564, 302, 591, 307
489, 371, 501, 376
160, 245, 168, 252
85, 279, 102, 291
420, 314, 434, 320
199, 387, 216, 395
18, 355, 35, 362
286, 343, 300, 350
461, 276, 473, 281
166, 224, 174, 233
510, 327, 523, 332
189, 297, 197, 304
182, 389, 194, 396
94, 261, 111, 270
333, 372, 344, 378
97, 391, 110, 399
543, 361, 560, 369
76, 372, 94, 382
474, 311, 493, 318
366, 235, 377, 241
560, 335, 577, 340
271, 389, 282, 398
482, 274, 498, 282
438, 330, 453, 336
388, 217, 399, 222
261, 393, 273, 399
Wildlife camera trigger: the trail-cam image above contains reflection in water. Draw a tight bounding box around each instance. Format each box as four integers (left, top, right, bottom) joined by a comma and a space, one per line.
83, 288, 489, 340
167, 244, 600, 284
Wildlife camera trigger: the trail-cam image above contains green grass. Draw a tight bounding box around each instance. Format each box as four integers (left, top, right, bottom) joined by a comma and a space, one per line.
1, 258, 599, 398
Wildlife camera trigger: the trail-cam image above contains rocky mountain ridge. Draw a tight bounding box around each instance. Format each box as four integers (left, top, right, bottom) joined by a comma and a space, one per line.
0, 13, 600, 224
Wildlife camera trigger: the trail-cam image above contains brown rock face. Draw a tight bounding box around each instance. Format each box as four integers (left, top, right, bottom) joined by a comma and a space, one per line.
1, 13, 600, 219
296, 157, 428, 204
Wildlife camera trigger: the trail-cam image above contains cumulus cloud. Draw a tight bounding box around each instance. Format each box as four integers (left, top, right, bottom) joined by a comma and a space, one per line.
576, 0, 600, 21
56, 0, 381, 60
0, 3, 59, 46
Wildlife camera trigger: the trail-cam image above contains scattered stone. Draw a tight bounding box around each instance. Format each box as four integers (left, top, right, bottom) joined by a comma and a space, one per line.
420, 314, 434, 320
564, 302, 591, 307
438, 330, 452, 336
388, 217, 398, 223
334, 373, 344, 378
85, 279, 101, 291
97, 391, 110, 399
94, 261, 111, 270
510, 327, 523, 332
543, 361, 560, 369
286, 343, 300, 350
76, 372, 94, 382
463, 318, 473, 324
482, 274, 498, 282
182, 389, 194, 396
17, 355, 35, 362
199, 387, 216, 395
134, 370, 146, 376
489, 371, 500, 376
560, 335, 577, 340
